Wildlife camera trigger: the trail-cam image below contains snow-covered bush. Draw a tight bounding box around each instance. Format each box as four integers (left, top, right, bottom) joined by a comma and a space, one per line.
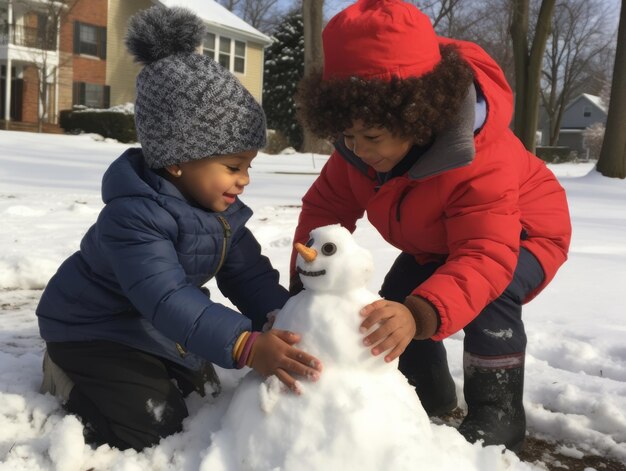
59, 104, 136, 143
263, 129, 291, 154
582, 122, 605, 160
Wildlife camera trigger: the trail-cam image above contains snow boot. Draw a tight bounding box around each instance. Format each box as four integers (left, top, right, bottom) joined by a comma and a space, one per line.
40, 349, 75, 402
399, 339, 457, 417
458, 352, 526, 452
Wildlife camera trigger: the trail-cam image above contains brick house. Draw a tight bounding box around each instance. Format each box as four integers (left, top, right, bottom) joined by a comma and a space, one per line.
1, 0, 270, 132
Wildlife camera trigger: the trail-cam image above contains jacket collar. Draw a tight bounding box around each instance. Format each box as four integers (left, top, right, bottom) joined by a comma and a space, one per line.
102, 148, 246, 216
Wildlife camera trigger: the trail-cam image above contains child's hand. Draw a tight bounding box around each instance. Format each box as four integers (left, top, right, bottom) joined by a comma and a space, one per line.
359, 300, 417, 363
249, 329, 323, 394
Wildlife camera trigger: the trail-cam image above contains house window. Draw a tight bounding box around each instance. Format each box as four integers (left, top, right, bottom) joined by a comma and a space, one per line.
36, 13, 53, 49
219, 37, 231, 69
583, 106, 591, 118
203, 33, 216, 58
73, 21, 106, 59
234, 40, 246, 73
72, 82, 110, 108
84, 83, 104, 107
0, 66, 17, 78
203, 33, 246, 74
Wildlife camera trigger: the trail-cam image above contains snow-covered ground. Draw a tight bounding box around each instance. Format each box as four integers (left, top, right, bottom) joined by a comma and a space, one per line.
0, 130, 624, 470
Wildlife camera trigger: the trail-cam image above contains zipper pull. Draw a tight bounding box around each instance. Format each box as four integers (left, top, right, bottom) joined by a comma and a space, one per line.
218, 215, 232, 238
175, 342, 188, 358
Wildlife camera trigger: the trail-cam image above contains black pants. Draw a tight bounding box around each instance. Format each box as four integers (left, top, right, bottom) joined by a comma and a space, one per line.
380, 248, 544, 378
46, 340, 211, 451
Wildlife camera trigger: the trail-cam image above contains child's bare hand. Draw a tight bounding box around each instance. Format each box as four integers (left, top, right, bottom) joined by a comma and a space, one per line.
249, 329, 323, 394
360, 300, 416, 363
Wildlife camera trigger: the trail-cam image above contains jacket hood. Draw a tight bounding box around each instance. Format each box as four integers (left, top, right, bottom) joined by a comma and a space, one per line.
442, 37, 514, 149
102, 148, 185, 204
336, 38, 514, 180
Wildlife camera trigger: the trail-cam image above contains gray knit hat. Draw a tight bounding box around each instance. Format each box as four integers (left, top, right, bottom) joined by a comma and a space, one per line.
125, 6, 266, 168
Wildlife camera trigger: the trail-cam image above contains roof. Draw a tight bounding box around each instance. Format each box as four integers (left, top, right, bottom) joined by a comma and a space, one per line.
582, 94, 608, 113
565, 93, 608, 114
154, 0, 271, 45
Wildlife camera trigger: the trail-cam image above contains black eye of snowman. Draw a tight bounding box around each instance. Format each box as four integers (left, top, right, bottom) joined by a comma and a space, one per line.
321, 243, 337, 256
306, 238, 315, 247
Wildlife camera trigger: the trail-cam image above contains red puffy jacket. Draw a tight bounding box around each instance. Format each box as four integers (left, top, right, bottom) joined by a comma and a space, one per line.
292, 38, 571, 340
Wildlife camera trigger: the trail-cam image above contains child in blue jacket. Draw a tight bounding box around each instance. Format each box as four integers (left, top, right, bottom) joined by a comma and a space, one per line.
36, 6, 321, 451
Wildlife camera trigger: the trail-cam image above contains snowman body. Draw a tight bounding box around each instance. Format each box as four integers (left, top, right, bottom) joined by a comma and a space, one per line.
273, 287, 386, 371
202, 225, 432, 471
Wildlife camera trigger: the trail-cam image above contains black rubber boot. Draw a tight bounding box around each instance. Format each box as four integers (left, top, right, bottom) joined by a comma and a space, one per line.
458, 352, 526, 452
399, 339, 457, 417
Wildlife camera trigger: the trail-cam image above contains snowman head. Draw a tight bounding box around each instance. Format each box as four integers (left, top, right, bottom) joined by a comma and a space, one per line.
294, 225, 374, 293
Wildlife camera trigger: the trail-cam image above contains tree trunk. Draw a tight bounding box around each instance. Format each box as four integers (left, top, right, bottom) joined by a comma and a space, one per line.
38, 67, 46, 133
549, 99, 566, 147
301, 0, 325, 153
597, 0, 626, 178
511, 0, 556, 153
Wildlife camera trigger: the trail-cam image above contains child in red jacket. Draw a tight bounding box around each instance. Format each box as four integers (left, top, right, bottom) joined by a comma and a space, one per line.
291, 0, 571, 452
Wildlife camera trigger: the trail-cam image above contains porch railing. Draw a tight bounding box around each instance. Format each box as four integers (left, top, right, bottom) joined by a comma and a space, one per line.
0, 23, 57, 51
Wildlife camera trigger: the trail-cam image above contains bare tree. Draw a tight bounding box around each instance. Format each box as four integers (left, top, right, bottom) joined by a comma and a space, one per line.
301, 0, 325, 153
465, 0, 516, 86
540, 0, 614, 146
597, 0, 626, 178
412, 0, 463, 31
218, 0, 284, 33
17, 0, 77, 132
511, 0, 556, 152
219, 0, 241, 11
411, 0, 491, 39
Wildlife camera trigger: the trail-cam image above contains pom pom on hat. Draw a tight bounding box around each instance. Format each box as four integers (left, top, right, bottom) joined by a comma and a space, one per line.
126, 6, 267, 169
125, 6, 206, 65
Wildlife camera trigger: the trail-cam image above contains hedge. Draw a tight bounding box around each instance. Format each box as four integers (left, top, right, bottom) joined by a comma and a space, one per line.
535, 146, 576, 163
59, 109, 136, 143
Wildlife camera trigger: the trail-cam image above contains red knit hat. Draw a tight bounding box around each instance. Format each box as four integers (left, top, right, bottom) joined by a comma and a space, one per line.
322, 0, 441, 81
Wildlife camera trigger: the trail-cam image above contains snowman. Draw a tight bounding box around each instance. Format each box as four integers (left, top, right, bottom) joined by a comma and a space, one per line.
272, 223, 394, 372
201, 225, 536, 471
200, 225, 428, 470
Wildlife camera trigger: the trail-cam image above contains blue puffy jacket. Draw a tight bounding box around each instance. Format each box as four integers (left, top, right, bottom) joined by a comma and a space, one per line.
37, 148, 290, 369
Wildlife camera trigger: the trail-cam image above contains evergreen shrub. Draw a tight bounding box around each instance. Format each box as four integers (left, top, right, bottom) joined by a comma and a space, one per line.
60, 108, 136, 143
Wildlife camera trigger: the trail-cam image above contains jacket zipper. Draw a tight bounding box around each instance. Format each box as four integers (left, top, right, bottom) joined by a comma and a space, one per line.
395, 187, 412, 222
175, 215, 233, 358
213, 215, 232, 276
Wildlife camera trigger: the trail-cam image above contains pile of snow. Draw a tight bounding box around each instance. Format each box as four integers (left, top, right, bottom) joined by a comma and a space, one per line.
0, 130, 625, 469
71, 103, 135, 114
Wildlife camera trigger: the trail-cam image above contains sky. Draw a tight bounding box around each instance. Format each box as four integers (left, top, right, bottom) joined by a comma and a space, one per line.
0, 130, 625, 469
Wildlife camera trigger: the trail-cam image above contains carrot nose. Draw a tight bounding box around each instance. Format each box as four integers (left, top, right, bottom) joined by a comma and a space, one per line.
294, 242, 317, 262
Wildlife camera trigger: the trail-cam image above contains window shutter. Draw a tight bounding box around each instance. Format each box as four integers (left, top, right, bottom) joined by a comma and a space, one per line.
79, 82, 86, 105
73, 21, 80, 54
72, 82, 80, 105
12, 79, 24, 121
103, 85, 110, 108
99, 27, 107, 59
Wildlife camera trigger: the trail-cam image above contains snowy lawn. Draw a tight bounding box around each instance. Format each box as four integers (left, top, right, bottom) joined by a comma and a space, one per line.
0, 130, 624, 470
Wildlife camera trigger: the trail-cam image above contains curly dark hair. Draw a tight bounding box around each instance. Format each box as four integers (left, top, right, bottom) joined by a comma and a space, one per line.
296, 44, 475, 145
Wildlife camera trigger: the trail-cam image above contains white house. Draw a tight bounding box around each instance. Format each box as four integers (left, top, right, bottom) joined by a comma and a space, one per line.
540, 93, 608, 156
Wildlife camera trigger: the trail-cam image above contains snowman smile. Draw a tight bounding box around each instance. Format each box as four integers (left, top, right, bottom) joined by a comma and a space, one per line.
297, 266, 326, 277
